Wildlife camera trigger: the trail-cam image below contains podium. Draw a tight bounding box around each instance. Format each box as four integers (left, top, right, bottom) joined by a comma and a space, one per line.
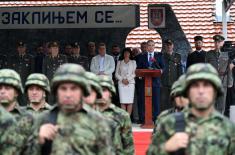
135, 69, 162, 128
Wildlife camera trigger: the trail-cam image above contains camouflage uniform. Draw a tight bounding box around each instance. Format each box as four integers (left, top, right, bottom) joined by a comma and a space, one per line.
98, 75, 134, 155
25, 64, 114, 155
0, 69, 34, 154
84, 72, 120, 153
147, 63, 235, 155
0, 69, 27, 121
84, 71, 102, 99
0, 106, 19, 155
205, 35, 233, 114
153, 74, 186, 136
25, 73, 52, 116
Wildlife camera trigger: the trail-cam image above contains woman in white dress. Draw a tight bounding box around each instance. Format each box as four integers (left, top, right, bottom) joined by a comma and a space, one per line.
115, 48, 137, 115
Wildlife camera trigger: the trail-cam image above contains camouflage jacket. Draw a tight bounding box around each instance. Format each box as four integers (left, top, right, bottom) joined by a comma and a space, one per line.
0, 106, 17, 155
10, 104, 30, 120
26, 102, 52, 117
25, 104, 114, 155
101, 104, 134, 155
152, 108, 176, 136
9, 104, 35, 154
0, 106, 32, 155
147, 108, 235, 155
152, 107, 189, 137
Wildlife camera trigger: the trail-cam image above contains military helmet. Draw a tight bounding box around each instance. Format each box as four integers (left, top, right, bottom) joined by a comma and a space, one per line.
0, 69, 23, 93
182, 63, 223, 97
170, 74, 186, 98
99, 75, 116, 95
25, 73, 50, 93
51, 63, 90, 97
84, 72, 102, 99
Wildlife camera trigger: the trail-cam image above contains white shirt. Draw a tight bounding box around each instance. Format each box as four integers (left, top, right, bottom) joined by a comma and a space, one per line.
99, 56, 105, 72
148, 52, 154, 62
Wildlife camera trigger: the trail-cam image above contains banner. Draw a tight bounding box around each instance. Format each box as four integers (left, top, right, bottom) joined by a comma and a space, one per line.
0, 5, 139, 29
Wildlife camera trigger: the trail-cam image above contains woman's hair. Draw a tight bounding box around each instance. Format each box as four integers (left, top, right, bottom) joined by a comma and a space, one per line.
119, 47, 133, 60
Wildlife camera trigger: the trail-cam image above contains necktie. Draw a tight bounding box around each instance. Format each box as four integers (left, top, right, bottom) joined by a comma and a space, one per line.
149, 53, 153, 66
216, 51, 220, 59
149, 53, 152, 61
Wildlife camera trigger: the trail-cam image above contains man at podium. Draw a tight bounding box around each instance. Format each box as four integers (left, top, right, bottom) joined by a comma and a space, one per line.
138, 40, 165, 122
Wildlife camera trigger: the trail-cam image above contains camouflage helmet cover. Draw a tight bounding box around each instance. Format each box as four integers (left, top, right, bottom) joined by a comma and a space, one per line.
25, 73, 50, 93
0, 69, 23, 93
84, 72, 102, 99
170, 74, 186, 98
182, 63, 223, 97
51, 63, 90, 97
99, 75, 116, 95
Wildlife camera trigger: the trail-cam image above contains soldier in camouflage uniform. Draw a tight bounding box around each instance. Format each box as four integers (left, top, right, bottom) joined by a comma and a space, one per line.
42, 41, 68, 82
83, 72, 120, 153
96, 75, 134, 155
25, 73, 52, 116
0, 69, 34, 154
0, 105, 29, 155
83, 71, 102, 108
25, 63, 114, 155
0, 106, 15, 154
205, 35, 233, 114
0, 69, 29, 119
7, 42, 35, 86
153, 74, 189, 136
161, 39, 183, 111
147, 63, 235, 155
67, 42, 89, 70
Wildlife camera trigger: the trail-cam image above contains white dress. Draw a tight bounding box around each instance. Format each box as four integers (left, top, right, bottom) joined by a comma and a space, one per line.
115, 60, 137, 104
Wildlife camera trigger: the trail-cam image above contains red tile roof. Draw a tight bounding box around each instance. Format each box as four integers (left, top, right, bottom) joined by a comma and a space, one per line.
0, 0, 235, 51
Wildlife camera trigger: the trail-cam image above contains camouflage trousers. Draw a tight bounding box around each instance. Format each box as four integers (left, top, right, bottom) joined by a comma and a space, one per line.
215, 87, 227, 114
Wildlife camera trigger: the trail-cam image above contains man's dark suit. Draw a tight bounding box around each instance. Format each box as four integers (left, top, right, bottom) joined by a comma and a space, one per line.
186, 50, 206, 69
138, 52, 164, 121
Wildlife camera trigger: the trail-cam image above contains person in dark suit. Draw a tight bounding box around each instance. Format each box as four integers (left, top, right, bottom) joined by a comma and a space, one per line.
111, 44, 121, 107
186, 36, 206, 69
35, 43, 46, 73
134, 42, 148, 123
138, 40, 165, 122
